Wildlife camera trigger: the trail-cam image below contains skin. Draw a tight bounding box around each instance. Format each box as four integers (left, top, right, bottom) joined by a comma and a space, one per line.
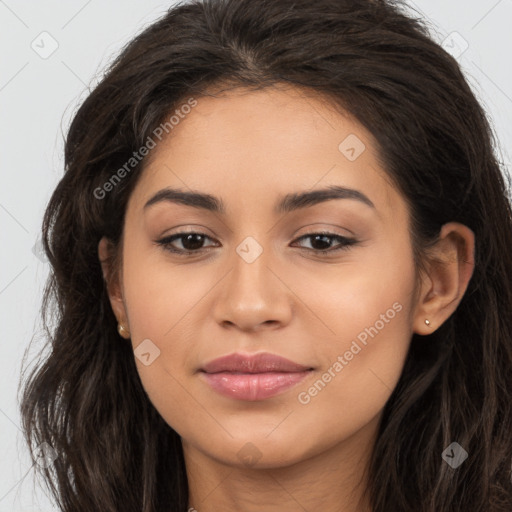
99, 83, 475, 512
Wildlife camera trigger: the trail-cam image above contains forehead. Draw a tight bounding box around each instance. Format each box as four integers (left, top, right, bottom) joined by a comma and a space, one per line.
128, 84, 405, 222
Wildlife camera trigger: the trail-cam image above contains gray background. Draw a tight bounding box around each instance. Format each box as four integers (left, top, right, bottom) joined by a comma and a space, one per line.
1, 1, 511, 510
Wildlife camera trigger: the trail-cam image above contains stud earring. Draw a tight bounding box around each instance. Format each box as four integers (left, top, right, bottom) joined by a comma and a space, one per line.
118, 323, 130, 338
425, 319, 431, 326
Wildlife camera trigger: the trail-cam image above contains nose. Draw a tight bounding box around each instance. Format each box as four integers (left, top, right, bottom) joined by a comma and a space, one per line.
211, 241, 293, 333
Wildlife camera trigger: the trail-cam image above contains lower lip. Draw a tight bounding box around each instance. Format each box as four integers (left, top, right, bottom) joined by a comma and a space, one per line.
201, 371, 312, 401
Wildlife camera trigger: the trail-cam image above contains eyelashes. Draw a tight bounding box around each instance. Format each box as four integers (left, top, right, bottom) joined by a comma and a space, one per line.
155, 230, 358, 257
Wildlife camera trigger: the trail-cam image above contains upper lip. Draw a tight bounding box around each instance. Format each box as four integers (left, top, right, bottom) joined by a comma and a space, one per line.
200, 352, 313, 374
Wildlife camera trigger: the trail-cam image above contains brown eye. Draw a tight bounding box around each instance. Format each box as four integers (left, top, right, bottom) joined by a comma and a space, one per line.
292, 232, 357, 254
156, 232, 217, 255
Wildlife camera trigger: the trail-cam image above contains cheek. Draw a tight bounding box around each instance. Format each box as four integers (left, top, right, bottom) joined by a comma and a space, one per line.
118, 246, 195, 413
290, 237, 415, 347
123, 246, 205, 340
290, 244, 416, 416
121, 268, 202, 437
290, 293, 413, 454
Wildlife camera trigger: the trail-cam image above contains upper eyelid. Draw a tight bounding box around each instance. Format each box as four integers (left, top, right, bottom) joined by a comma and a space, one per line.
158, 230, 351, 241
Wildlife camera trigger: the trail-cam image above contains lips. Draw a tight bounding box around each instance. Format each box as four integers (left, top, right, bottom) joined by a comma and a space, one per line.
201, 352, 312, 374
199, 352, 313, 401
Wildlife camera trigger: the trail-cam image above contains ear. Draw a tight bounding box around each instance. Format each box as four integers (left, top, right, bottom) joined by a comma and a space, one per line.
412, 222, 475, 335
98, 236, 130, 338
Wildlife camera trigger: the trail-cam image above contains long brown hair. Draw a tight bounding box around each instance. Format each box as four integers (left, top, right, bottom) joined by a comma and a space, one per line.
19, 0, 512, 510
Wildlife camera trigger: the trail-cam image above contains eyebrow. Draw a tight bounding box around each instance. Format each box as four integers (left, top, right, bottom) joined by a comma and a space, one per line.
143, 185, 375, 215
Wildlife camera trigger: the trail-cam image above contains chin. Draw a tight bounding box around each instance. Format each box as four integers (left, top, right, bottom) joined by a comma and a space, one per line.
191, 430, 315, 470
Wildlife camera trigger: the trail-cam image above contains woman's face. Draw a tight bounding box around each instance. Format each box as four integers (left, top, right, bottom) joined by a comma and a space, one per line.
109, 84, 421, 468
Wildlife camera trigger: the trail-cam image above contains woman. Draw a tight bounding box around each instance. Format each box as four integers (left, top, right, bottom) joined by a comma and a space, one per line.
19, 0, 512, 510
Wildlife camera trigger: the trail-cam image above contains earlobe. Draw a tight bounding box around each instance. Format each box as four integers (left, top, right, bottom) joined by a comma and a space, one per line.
413, 222, 475, 335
